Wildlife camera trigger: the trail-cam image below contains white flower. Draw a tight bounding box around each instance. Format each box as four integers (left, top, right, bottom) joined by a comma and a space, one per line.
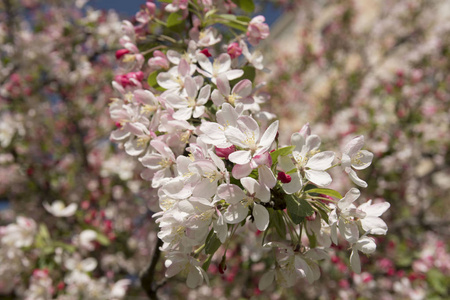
196, 53, 243, 84
64, 256, 98, 284
279, 132, 334, 192
157, 59, 196, 93
110, 279, 131, 299
329, 188, 363, 244
0, 216, 37, 248
211, 74, 253, 107
76, 229, 98, 251
43, 200, 77, 217
165, 76, 211, 120
358, 200, 390, 235
199, 103, 243, 147
217, 177, 270, 231
350, 236, 376, 273
341, 136, 374, 188
165, 251, 209, 288
139, 140, 177, 188
240, 40, 264, 70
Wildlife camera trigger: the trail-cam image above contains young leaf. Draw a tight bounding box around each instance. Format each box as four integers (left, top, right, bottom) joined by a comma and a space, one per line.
205, 230, 222, 255
307, 188, 342, 199
167, 12, 184, 28
232, 0, 255, 13
147, 71, 158, 88
96, 232, 111, 246
286, 195, 314, 224
268, 208, 286, 238
270, 146, 295, 166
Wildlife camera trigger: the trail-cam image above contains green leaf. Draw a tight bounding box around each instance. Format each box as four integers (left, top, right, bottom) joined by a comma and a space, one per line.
313, 202, 330, 224
286, 195, 314, 224
307, 188, 342, 199
35, 224, 51, 248
232, 0, 255, 13
237, 16, 251, 23
217, 14, 249, 32
53, 241, 76, 253
427, 268, 448, 296
167, 12, 184, 28
96, 232, 111, 246
205, 230, 222, 255
268, 208, 286, 238
202, 255, 213, 271
217, 14, 238, 22
147, 71, 158, 88
270, 146, 295, 166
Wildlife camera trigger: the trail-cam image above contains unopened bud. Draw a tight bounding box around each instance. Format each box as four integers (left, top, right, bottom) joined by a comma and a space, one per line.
277, 172, 291, 183
227, 42, 242, 59
115, 49, 130, 60
215, 145, 236, 159
200, 48, 212, 57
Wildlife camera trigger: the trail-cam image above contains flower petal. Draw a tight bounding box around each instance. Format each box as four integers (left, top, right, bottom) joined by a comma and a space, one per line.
253, 203, 269, 231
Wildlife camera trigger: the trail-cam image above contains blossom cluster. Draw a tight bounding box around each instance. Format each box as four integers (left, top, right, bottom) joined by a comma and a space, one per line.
109, 0, 390, 289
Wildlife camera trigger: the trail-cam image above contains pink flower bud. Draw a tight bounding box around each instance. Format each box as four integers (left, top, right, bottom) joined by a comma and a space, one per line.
148, 51, 169, 70
227, 42, 242, 59
115, 49, 130, 60
277, 171, 291, 183
200, 48, 212, 57
247, 15, 270, 46
299, 123, 311, 137
215, 145, 236, 159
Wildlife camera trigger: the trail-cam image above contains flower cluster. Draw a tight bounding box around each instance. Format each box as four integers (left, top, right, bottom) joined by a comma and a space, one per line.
109, 0, 389, 289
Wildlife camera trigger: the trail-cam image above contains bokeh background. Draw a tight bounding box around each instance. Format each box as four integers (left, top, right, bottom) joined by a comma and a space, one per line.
1, 0, 449, 299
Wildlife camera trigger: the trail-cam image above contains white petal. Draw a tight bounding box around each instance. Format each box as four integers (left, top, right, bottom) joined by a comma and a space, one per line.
306, 151, 335, 170
361, 217, 388, 235
187, 265, 203, 288
224, 69, 244, 81
362, 202, 390, 217
290, 132, 305, 151
348, 169, 368, 188
338, 188, 360, 210
225, 127, 249, 149
350, 250, 361, 273
258, 121, 279, 152
344, 136, 364, 157
197, 53, 213, 74
228, 150, 252, 164
305, 169, 332, 187
173, 107, 193, 120
339, 219, 359, 244
282, 172, 302, 194
223, 203, 248, 224
278, 155, 296, 171
253, 203, 269, 231
231, 163, 252, 179
217, 184, 245, 204
258, 165, 276, 189
211, 89, 225, 106
81, 257, 97, 272
184, 76, 197, 99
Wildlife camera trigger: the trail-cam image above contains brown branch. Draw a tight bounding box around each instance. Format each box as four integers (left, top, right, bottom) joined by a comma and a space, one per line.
140, 238, 164, 300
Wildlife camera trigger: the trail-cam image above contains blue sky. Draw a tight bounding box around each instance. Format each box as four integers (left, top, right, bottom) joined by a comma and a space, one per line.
90, 0, 282, 25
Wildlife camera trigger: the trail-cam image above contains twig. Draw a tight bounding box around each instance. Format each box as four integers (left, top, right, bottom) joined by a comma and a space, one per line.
140, 238, 164, 300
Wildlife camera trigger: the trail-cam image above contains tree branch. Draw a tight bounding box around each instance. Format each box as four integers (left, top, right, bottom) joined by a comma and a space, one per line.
140, 238, 164, 300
